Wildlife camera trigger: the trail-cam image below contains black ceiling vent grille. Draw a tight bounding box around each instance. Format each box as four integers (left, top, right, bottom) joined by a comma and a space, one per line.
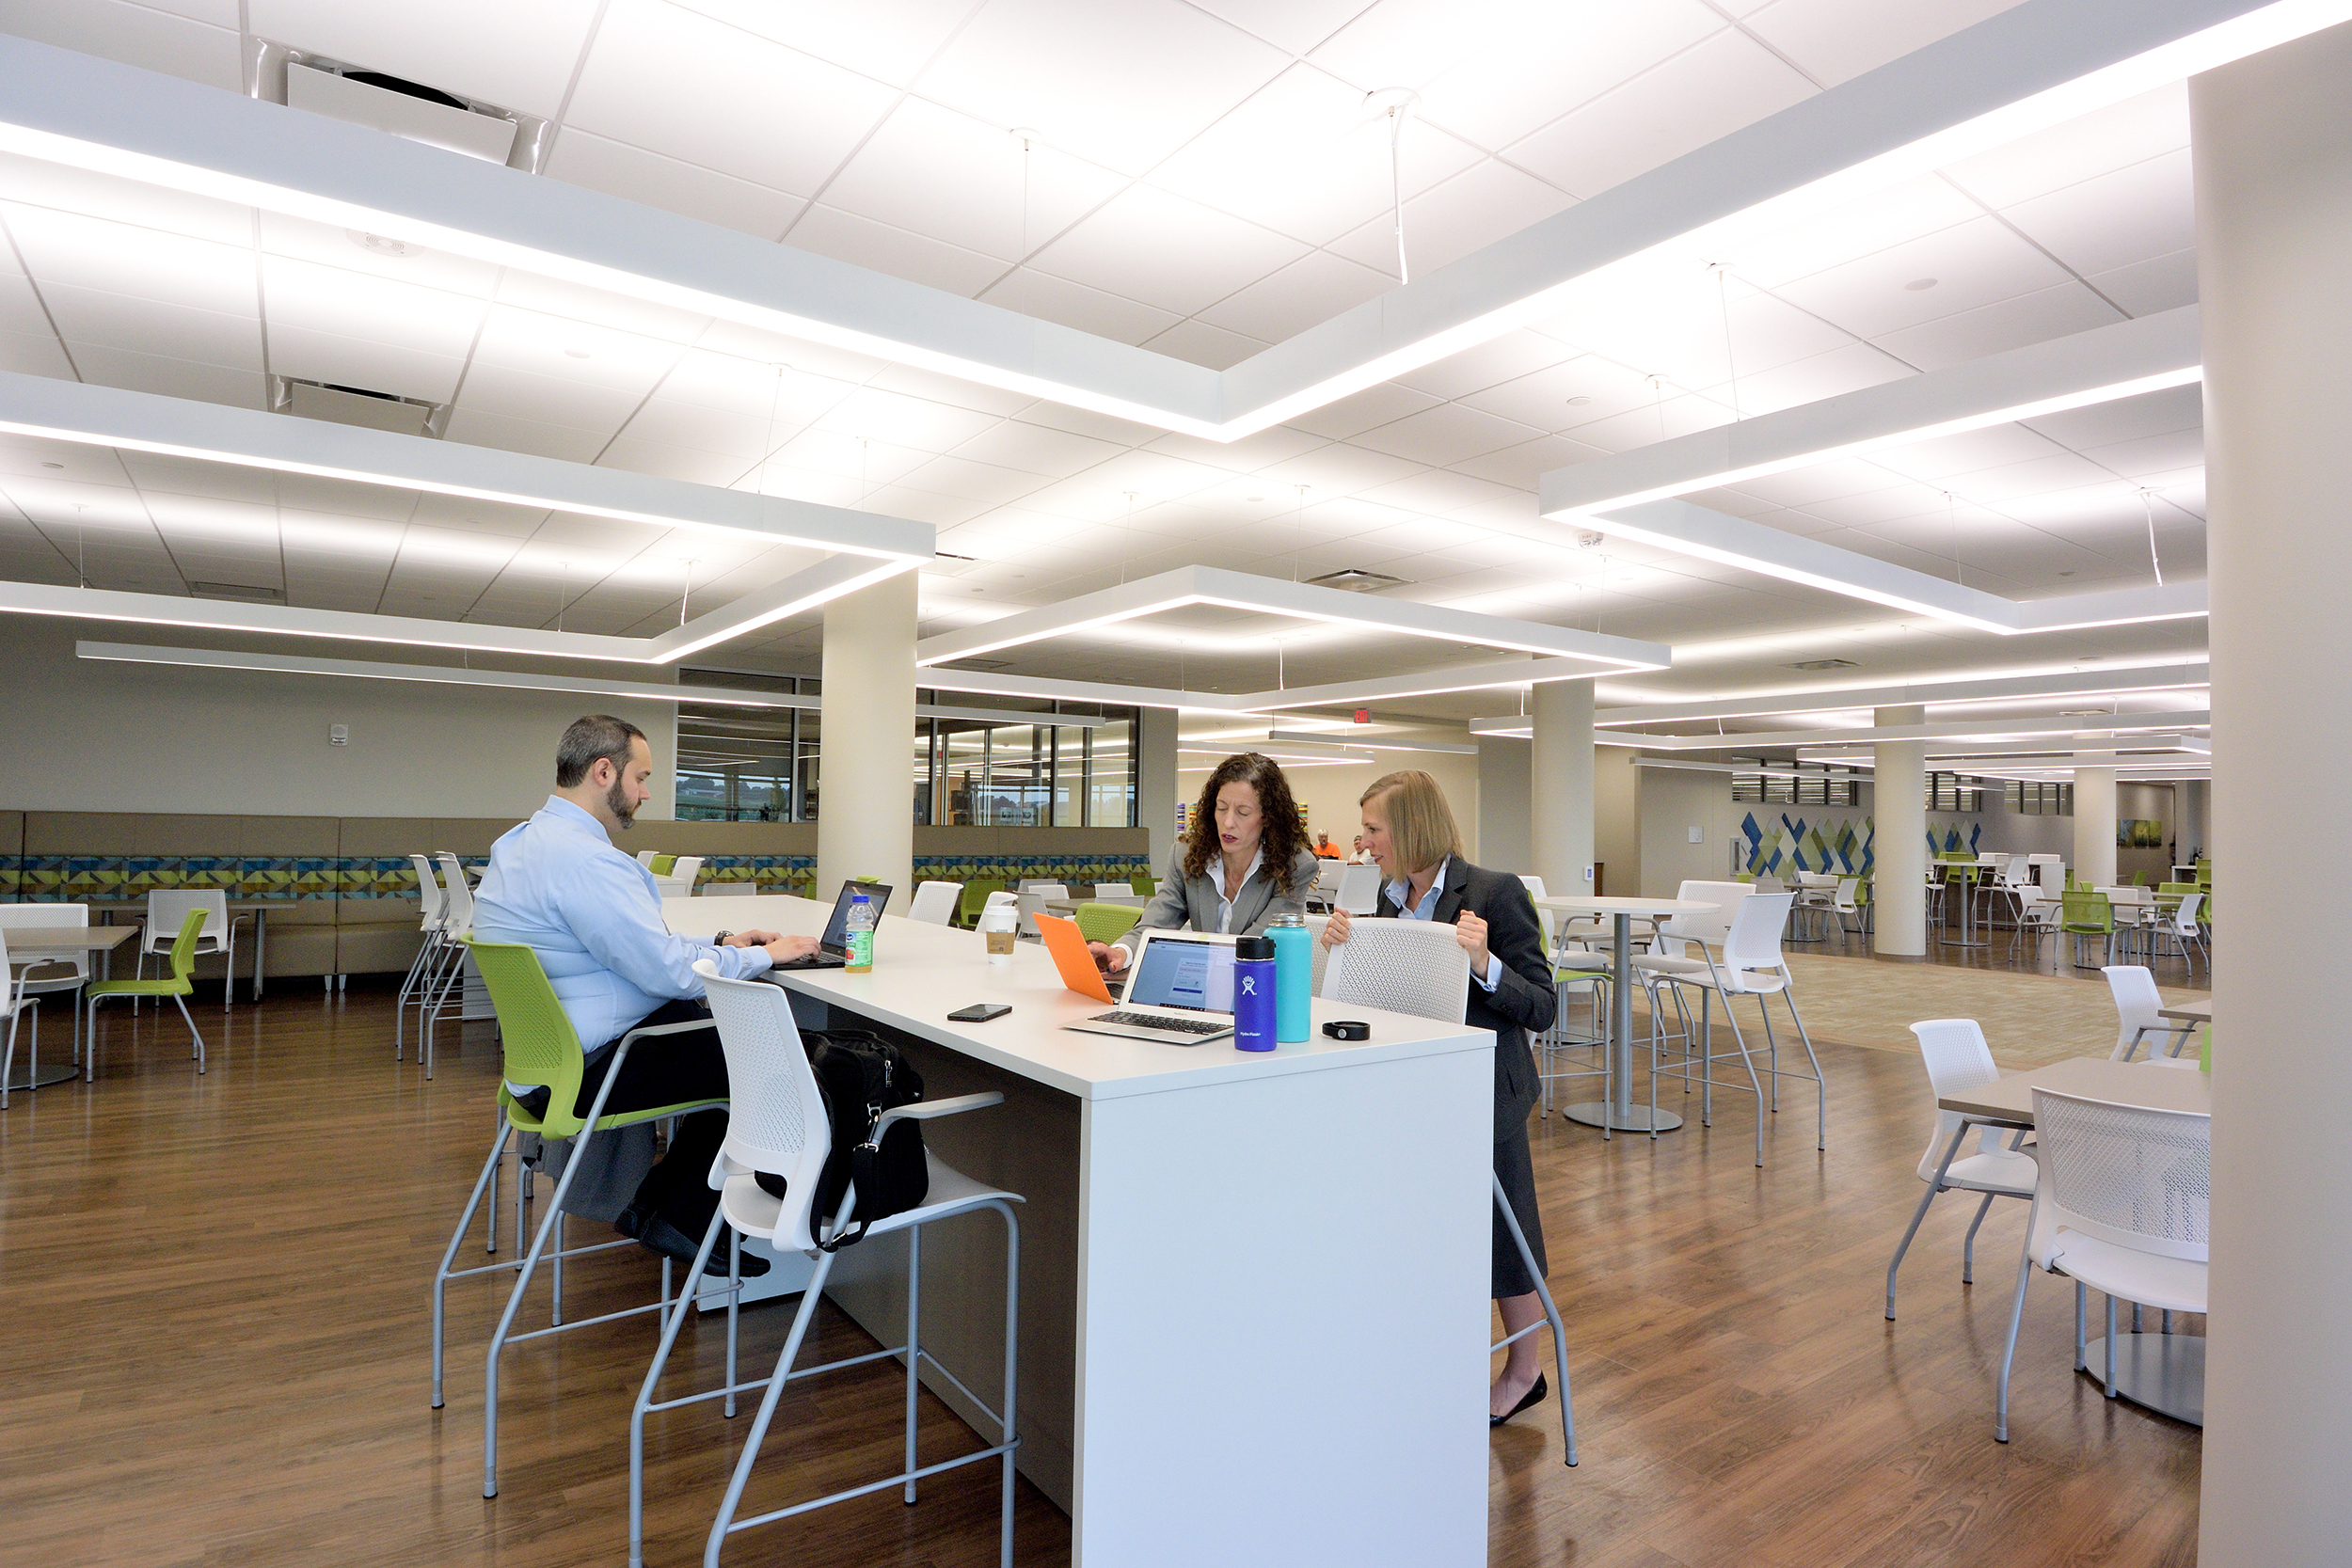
1305, 568, 1407, 594
189, 580, 285, 603
271, 376, 449, 439
1784, 657, 1861, 671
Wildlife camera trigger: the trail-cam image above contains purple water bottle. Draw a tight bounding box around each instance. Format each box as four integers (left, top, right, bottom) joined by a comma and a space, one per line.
1232, 935, 1277, 1052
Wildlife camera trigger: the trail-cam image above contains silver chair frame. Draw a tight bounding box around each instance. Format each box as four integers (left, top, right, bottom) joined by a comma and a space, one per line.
1492, 1171, 1578, 1466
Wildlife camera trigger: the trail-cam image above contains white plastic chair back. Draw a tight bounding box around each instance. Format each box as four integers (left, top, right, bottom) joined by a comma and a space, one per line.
1013, 889, 1050, 937
143, 889, 227, 956
1304, 913, 1331, 997
1719, 892, 1795, 981
1335, 863, 1382, 915
0, 927, 24, 1021
1518, 875, 1546, 898
981, 890, 1019, 914
1834, 877, 1861, 912
1907, 1020, 2017, 1178
1090, 883, 1131, 901
1321, 917, 1469, 1024
1312, 862, 1343, 900
2170, 892, 2202, 934
0, 902, 92, 985
435, 853, 475, 940
410, 853, 445, 930
2029, 1088, 2211, 1265
2102, 965, 2166, 1059
1660, 880, 1746, 948
636, 850, 660, 865
696, 962, 833, 1253
907, 880, 961, 926
670, 856, 704, 886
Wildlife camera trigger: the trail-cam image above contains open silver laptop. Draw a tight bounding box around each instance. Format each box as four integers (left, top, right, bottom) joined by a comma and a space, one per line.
1061, 929, 1238, 1044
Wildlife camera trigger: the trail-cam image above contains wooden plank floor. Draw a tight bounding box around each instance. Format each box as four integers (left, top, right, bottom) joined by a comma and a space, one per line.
0, 981, 2200, 1567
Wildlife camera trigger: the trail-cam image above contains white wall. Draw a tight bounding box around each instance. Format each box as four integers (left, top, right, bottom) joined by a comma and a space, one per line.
0, 621, 676, 819
1594, 747, 1639, 896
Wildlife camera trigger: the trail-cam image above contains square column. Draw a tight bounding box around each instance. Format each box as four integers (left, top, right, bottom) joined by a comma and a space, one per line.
817, 569, 916, 908
1530, 679, 1594, 896
1872, 705, 1926, 957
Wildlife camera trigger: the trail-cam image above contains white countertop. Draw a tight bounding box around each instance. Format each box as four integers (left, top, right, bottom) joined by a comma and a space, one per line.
662, 895, 1492, 1101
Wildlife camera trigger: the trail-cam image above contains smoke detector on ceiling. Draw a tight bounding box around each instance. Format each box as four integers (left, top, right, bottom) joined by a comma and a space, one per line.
1305, 568, 1406, 594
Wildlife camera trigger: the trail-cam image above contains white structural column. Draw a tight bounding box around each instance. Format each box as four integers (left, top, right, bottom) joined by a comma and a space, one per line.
1872, 704, 1926, 957
2071, 761, 2117, 890
1530, 680, 1595, 895
2176, 778, 2211, 863
1136, 706, 1180, 879
817, 569, 916, 910
2194, 27, 2352, 1565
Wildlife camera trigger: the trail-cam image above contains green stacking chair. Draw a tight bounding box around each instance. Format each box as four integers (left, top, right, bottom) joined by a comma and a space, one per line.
959, 879, 1006, 927
1129, 875, 1157, 898
429, 937, 736, 1499
83, 907, 207, 1080
1073, 901, 1143, 945
2060, 890, 2115, 969
648, 853, 677, 877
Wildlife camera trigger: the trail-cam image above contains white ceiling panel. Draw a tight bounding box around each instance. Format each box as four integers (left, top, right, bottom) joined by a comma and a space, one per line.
264, 325, 467, 404
1999, 149, 2195, 280
3, 204, 254, 315
947, 417, 1124, 477
1941, 83, 2187, 212
0, 275, 57, 337
1869, 280, 2122, 371
0, 150, 253, 246
784, 204, 1009, 297
974, 266, 1180, 346
914, 0, 1290, 178
262, 254, 485, 358
1412, 3, 1724, 153
257, 211, 505, 299
681, 0, 978, 89
441, 405, 609, 464
1192, 248, 1393, 344
246, 0, 608, 117
1345, 402, 1543, 466
454, 361, 645, 432
64, 343, 267, 408
541, 130, 805, 239
1027, 183, 1309, 318
1740, 0, 2021, 89
36, 283, 262, 370
1140, 318, 1267, 372
468, 303, 684, 393
0, 0, 239, 90
1326, 156, 1573, 279
562, 0, 899, 195
2088, 249, 2197, 318
1773, 215, 2077, 341
1279, 382, 1439, 441
1452, 434, 1608, 490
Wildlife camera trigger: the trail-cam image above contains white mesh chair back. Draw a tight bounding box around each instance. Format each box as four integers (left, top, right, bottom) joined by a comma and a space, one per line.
1719, 892, 1796, 979
907, 880, 961, 926
1335, 863, 1383, 915
1321, 918, 1469, 1025
1312, 862, 1343, 900
1907, 1020, 2016, 1180
435, 853, 475, 939
1304, 914, 1331, 997
143, 889, 227, 956
696, 962, 831, 1254
2102, 966, 2165, 1059
409, 853, 445, 929
0, 902, 91, 984
1661, 880, 1747, 947
2030, 1088, 2211, 1264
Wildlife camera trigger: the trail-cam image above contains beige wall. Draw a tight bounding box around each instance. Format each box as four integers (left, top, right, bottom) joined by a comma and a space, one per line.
1636, 764, 1744, 897
0, 621, 676, 820
1594, 747, 1639, 897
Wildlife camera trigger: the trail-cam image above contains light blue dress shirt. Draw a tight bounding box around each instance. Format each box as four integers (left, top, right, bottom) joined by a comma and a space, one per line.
472, 796, 773, 1051
1383, 854, 1502, 990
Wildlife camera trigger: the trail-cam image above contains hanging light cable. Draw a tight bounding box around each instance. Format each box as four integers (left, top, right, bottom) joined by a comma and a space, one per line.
2140, 487, 2165, 587
1710, 261, 1742, 420
1365, 89, 1419, 284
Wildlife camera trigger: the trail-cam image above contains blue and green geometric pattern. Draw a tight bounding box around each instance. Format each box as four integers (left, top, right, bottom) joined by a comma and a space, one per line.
1743, 813, 1874, 877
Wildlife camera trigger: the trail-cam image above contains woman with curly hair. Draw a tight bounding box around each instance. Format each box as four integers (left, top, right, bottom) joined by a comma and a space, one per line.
1090, 752, 1322, 973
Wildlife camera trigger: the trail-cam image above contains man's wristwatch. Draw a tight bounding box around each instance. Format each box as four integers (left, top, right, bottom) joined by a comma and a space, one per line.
713, 930, 732, 945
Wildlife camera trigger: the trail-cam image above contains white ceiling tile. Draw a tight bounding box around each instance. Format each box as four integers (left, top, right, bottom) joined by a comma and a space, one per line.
4, 204, 255, 315
975, 267, 1180, 346
1740, 0, 2018, 88
1869, 281, 2123, 371
1005, 398, 1168, 445
914, 0, 1290, 178
1327, 156, 1573, 278
247, 0, 605, 116
1391, 330, 1576, 402
1010, 449, 1235, 521
455, 362, 644, 432
635, 0, 972, 88
814, 387, 1004, 451
266, 325, 467, 404
1941, 84, 2188, 212
1772, 215, 2076, 341
0, 275, 55, 337
65, 344, 267, 408
37, 283, 263, 370
487, 270, 710, 344
257, 211, 505, 299
1279, 382, 1439, 440
2019, 385, 2201, 451
1731, 176, 1982, 292
1451, 434, 1607, 490
1421, 4, 1726, 152
542, 130, 805, 239
1192, 248, 1393, 343
2079, 430, 2202, 484
1708, 341, 1911, 417
1999, 149, 2194, 280
785, 204, 1009, 297
1148, 64, 1485, 247
0, 0, 240, 90
1027, 184, 1309, 318
262, 254, 485, 358
852, 483, 989, 528
1184, 0, 1376, 56
948, 418, 1124, 477
1143, 424, 1327, 473
1456, 354, 1658, 433
1140, 318, 1267, 372
816, 96, 1127, 264
443, 404, 609, 464
564, 0, 899, 194
469, 303, 684, 394
2087, 249, 2196, 319
1503, 29, 1814, 198
897, 454, 1050, 508
1544, 388, 1734, 453
1344, 403, 1543, 466
617, 398, 771, 460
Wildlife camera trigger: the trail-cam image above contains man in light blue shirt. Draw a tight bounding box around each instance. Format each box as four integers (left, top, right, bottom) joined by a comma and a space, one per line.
473, 714, 816, 1270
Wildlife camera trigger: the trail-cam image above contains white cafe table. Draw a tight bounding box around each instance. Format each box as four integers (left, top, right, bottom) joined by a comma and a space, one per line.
663, 895, 1493, 1567
1533, 895, 1718, 1133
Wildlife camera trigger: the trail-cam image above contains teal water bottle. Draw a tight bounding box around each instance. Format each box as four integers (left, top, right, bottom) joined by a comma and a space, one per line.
1268, 913, 1311, 1043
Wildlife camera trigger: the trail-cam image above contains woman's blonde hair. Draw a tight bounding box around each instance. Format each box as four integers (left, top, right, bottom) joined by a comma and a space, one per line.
1359, 769, 1462, 874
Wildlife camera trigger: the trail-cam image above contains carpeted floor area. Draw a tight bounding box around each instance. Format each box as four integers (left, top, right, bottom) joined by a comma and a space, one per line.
1774, 952, 2204, 1069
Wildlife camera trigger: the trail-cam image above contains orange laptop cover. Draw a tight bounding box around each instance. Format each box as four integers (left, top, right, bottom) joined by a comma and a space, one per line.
1033, 912, 1115, 1004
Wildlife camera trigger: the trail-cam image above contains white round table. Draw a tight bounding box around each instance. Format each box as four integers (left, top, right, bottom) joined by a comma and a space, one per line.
1534, 895, 1718, 1132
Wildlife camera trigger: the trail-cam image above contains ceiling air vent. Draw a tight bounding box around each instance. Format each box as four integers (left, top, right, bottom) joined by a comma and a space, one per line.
189, 581, 285, 603
275, 377, 445, 438
947, 658, 1014, 672
254, 46, 549, 170
1785, 657, 1861, 671
1305, 568, 1406, 594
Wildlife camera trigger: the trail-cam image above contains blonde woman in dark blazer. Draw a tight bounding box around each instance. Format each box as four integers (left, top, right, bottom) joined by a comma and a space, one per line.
1089, 752, 1322, 973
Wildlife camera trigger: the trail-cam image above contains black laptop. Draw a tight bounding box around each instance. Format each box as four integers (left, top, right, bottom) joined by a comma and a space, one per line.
767, 881, 893, 971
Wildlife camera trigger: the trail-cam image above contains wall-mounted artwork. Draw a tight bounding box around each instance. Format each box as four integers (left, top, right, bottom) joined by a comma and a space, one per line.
2118, 817, 2166, 847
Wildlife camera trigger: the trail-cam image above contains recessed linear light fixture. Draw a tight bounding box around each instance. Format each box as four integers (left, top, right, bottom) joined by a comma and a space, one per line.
2, 4, 2340, 439
914, 565, 1668, 674
1266, 728, 1478, 755
0, 371, 930, 663
1540, 308, 2199, 522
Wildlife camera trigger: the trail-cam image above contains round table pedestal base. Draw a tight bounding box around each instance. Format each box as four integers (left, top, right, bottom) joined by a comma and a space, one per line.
5, 1061, 79, 1092
2080, 1333, 2203, 1426
1560, 1101, 1685, 1133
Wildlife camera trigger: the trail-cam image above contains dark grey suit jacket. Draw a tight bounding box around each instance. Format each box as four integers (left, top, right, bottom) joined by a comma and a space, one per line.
1116, 846, 1322, 957
1371, 857, 1553, 1139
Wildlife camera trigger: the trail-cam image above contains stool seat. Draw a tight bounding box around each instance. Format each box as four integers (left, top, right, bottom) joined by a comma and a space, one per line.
721, 1149, 1021, 1243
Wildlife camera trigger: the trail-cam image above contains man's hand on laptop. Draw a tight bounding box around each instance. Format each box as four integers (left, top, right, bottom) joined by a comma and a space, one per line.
1087, 941, 1131, 974
719, 928, 820, 962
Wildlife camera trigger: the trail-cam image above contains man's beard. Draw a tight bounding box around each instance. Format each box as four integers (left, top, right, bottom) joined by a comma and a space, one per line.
607, 776, 637, 828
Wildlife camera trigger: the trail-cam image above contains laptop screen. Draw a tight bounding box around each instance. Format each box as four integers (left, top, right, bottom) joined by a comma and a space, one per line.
1124, 934, 1236, 1014
818, 882, 893, 952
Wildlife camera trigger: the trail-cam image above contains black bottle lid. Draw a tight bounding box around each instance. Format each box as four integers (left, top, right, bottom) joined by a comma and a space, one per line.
1235, 936, 1275, 960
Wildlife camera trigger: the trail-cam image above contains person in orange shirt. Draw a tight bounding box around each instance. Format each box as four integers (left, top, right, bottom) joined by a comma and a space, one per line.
1312, 832, 1342, 859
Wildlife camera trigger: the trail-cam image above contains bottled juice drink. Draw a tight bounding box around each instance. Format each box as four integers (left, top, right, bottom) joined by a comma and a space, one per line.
844, 892, 875, 973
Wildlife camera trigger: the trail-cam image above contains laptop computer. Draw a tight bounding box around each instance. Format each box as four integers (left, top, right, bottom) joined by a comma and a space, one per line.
768, 881, 894, 971
1035, 914, 1236, 1044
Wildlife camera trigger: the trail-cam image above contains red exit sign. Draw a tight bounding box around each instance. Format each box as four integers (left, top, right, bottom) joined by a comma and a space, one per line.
1353, 708, 1369, 723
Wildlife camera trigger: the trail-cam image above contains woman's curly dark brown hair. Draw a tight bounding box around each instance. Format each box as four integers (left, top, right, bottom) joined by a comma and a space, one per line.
1181, 752, 1310, 895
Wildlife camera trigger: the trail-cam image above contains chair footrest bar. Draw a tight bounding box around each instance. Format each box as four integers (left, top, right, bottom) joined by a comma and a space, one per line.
724, 1441, 1020, 1535
442, 1237, 645, 1283
501, 1297, 677, 1345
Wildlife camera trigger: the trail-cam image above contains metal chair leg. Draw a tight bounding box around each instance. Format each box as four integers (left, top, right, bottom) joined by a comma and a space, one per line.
1491, 1172, 1576, 1465
174, 993, 205, 1073
704, 1250, 840, 1565
432, 1117, 513, 1409
1887, 1123, 1970, 1319
1995, 1226, 2035, 1442
1961, 1192, 1996, 1284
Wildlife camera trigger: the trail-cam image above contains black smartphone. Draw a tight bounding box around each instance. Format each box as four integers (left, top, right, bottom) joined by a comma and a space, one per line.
947, 1003, 1011, 1022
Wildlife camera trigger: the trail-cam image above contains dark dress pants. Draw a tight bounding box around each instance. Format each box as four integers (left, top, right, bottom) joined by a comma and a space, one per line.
570, 997, 731, 1233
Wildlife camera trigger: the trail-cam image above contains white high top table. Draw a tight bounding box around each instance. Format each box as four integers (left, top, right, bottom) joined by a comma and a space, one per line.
1533, 895, 1719, 1134
663, 895, 1495, 1567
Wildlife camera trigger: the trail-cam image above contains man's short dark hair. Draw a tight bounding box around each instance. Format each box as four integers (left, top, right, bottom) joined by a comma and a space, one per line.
556, 714, 648, 787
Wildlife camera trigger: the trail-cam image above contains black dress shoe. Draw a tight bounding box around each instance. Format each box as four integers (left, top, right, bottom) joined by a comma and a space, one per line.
641, 1212, 770, 1277
1490, 1371, 1548, 1428
612, 1200, 650, 1241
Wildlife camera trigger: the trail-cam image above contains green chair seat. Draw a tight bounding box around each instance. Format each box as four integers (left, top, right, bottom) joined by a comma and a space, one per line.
1073, 902, 1143, 944
648, 853, 677, 877
84, 906, 207, 1078
1129, 876, 1157, 898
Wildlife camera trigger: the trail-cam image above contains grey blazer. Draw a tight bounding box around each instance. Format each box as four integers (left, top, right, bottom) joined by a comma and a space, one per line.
1115, 846, 1323, 957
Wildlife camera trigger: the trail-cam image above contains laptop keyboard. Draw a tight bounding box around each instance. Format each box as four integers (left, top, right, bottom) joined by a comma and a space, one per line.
1089, 1010, 1228, 1036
